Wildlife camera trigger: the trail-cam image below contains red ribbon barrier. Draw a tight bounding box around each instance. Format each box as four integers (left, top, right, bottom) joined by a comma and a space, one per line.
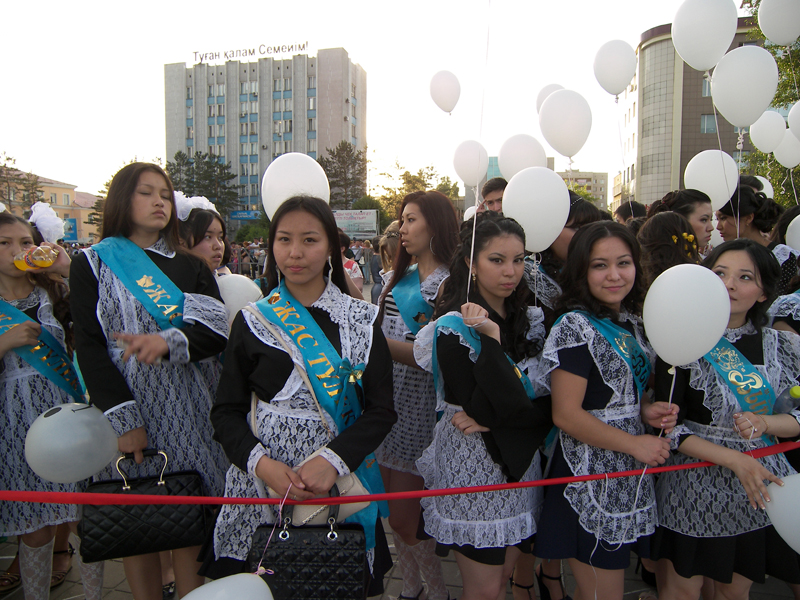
2, 440, 798, 506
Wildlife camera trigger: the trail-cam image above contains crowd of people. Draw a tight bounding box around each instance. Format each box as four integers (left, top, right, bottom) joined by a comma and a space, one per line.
2, 162, 800, 600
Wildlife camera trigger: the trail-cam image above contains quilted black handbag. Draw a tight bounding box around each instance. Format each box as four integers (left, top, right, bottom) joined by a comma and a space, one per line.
248, 487, 368, 600
78, 449, 211, 563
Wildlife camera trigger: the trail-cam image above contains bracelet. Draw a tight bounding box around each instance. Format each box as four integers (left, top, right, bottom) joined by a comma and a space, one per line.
760, 414, 770, 435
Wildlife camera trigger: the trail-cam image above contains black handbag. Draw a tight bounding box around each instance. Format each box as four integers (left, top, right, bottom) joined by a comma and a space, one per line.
248, 486, 368, 600
78, 449, 211, 563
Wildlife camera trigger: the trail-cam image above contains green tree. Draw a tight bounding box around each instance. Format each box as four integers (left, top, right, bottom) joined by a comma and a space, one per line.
352, 195, 392, 231
318, 141, 367, 209
0, 152, 24, 212
378, 163, 448, 219
195, 152, 242, 216
234, 209, 270, 243
18, 171, 43, 214
739, 1, 800, 207
435, 176, 460, 202
568, 184, 601, 206
166, 151, 196, 195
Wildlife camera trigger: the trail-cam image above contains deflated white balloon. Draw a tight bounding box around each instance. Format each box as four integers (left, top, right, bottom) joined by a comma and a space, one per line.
536, 84, 564, 114
498, 134, 547, 180
785, 216, 800, 253
182, 574, 274, 600
463, 206, 477, 222
593, 40, 638, 96
430, 71, 461, 114
25, 404, 118, 484
758, 0, 800, 46
539, 90, 592, 159
789, 103, 800, 142
453, 140, 489, 188
217, 274, 264, 327
643, 264, 730, 366
261, 153, 330, 219
774, 130, 800, 168
672, 0, 738, 72
755, 176, 775, 200
502, 167, 570, 253
765, 474, 800, 554
750, 110, 788, 153
684, 150, 739, 211
711, 46, 779, 128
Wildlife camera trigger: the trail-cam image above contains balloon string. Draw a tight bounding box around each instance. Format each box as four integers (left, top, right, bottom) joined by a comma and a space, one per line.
791, 168, 799, 206
616, 97, 629, 209
785, 46, 800, 99
254, 484, 292, 576
466, 186, 479, 298
710, 102, 738, 234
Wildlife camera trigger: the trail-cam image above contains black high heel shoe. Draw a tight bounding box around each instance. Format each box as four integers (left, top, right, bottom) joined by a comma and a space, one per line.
535, 563, 572, 600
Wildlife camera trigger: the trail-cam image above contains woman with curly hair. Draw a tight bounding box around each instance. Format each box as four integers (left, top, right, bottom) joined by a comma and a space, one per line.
637, 212, 700, 290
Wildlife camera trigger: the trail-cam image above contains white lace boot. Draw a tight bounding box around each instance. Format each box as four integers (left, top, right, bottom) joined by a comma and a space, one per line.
19, 538, 54, 600
393, 536, 424, 599
409, 538, 448, 600
74, 537, 104, 600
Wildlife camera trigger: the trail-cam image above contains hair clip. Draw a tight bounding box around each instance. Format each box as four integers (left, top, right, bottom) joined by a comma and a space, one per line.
682, 232, 695, 243
671, 235, 678, 244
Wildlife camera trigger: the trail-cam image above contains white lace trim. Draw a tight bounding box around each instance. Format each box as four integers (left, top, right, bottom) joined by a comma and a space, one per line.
769, 294, 800, 322
247, 443, 268, 478
537, 311, 658, 544
147, 237, 175, 258
772, 244, 800, 267
158, 328, 189, 363
524, 259, 561, 309
319, 447, 350, 476
723, 321, 757, 344
183, 293, 229, 339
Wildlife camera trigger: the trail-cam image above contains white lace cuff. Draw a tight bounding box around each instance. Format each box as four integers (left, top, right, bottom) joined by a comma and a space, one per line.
667, 423, 693, 450
318, 447, 351, 476
247, 443, 269, 477
413, 322, 436, 373
183, 293, 229, 339
104, 400, 144, 436
157, 328, 190, 363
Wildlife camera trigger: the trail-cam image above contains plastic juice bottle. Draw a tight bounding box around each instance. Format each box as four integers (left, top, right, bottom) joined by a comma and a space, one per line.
14, 246, 58, 271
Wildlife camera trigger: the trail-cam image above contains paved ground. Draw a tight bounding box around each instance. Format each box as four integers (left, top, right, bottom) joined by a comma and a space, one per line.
1, 527, 795, 600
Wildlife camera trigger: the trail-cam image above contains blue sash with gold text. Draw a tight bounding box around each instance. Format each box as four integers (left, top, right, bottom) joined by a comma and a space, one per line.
93, 237, 185, 330
556, 311, 651, 396
705, 336, 776, 445
392, 265, 434, 335
431, 314, 537, 401
255, 282, 387, 548
0, 300, 85, 402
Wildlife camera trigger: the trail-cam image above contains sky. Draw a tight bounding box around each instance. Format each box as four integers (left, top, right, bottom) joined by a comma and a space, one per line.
1, 0, 750, 198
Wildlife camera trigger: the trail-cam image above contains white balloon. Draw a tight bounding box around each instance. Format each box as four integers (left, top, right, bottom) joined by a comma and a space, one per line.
684, 150, 739, 211
643, 264, 730, 366
750, 110, 787, 153
789, 103, 800, 142
502, 167, 570, 253
430, 70, 460, 114
538, 90, 592, 159
217, 274, 264, 327
453, 140, 489, 188
755, 176, 775, 199
709, 221, 724, 250
758, 0, 800, 46
25, 404, 118, 484
536, 84, 564, 114
593, 40, 638, 96
765, 474, 800, 553
182, 574, 274, 600
463, 206, 477, 222
786, 216, 800, 253
672, 0, 738, 72
498, 134, 547, 180
774, 129, 800, 168
711, 46, 779, 128
261, 153, 330, 219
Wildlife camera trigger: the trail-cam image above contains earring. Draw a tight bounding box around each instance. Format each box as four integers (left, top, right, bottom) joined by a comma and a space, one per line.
429, 235, 436, 256
327, 255, 333, 273
276, 266, 282, 286
471, 272, 477, 283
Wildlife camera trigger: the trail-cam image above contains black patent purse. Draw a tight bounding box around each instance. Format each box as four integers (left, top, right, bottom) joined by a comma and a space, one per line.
78, 449, 211, 563
248, 486, 368, 600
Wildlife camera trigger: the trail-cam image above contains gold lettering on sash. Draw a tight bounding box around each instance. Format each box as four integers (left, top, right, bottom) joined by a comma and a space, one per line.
273, 304, 299, 323
136, 275, 155, 288
296, 333, 317, 348
168, 312, 183, 323
143, 285, 171, 303
0, 313, 13, 322
728, 370, 763, 395
285, 322, 305, 335
135, 275, 181, 321
156, 304, 178, 315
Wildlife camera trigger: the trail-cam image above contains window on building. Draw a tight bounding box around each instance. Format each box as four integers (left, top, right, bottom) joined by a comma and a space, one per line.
352, 104, 356, 117
308, 139, 317, 153
274, 120, 282, 134
732, 150, 751, 167
273, 79, 281, 92
250, 184, 258, 196
285, 120, 292, 133
308, 97, 316, 110
702, 79, 712, 97
240, 123, 248, 135
208, 105, 215, 117
249, 143, 257, 155
50, 193, 57, 203
700, 114, 717, 133
284, 78, 292, 91
241, 143, 248, 155
216, 145, 225, 158
273, 99, 281, 112
187, 106, 193, 118
209, 125, 215, 137
240, 163, 248, 175
352, 83, 356, 97
352, 124, 356, 138
187, 126, 194, 139
308, 76, 316, 89
249, 122, 257, 135
308, 118, 316, 131
217, 83, 225, 96
186, 87, 193, 100
241, 82, 248, 94
208, 85, 214, 97
218, 124, 225, 137
251, 101, 258, 114
240, 102, 248, 116
217, 104, 225, 116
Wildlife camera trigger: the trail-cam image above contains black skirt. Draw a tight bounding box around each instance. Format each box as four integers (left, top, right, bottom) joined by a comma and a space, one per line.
652, 524, 800, 584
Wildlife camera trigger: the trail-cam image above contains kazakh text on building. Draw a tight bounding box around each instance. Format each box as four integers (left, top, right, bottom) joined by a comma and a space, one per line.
194, 42, 309, 64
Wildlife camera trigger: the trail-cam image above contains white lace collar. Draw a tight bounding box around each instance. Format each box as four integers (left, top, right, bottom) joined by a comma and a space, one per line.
145, 237, 175, 258
0, 286, 42, 311
724, 321, 757, 343
309, 279, 349, 328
